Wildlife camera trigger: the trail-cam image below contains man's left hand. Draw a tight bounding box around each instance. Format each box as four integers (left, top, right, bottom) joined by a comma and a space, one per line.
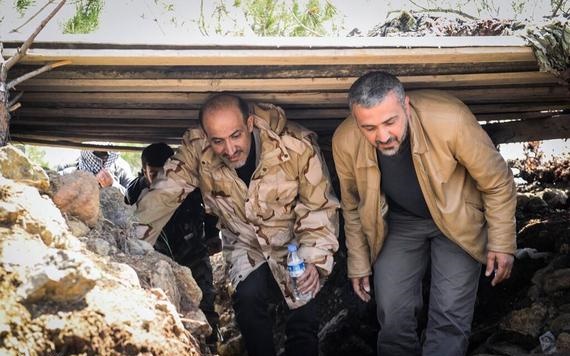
485, 251, 514, 286
297, 263, 320, 297
96, 169, 114, 187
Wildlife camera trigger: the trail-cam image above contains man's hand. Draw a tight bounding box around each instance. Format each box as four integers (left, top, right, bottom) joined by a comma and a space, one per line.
96, 169, 114, 188
485, 251, 514, 286
297, 263, 321, 297
351, 276, 371, 302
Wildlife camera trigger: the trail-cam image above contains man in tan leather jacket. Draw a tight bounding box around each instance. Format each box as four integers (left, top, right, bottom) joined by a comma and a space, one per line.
332, 71, 516, 356
134, 94, 339, 356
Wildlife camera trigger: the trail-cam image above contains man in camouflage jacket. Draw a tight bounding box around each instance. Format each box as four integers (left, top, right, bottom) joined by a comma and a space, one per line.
134, 94, 339, 356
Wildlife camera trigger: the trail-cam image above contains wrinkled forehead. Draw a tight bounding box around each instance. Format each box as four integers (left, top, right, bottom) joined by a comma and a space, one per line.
202, 106, 249, 137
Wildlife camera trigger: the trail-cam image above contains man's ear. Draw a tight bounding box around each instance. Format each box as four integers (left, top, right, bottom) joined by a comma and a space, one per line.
246, 115, 254, 132
404, 96, 411, 117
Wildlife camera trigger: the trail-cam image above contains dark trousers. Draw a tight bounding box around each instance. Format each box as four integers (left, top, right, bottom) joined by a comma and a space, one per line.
233, 263, 319, 356
373, 213, 481, 356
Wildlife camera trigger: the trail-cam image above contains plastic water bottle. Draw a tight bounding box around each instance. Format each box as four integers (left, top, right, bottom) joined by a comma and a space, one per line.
287, 243, 312, 302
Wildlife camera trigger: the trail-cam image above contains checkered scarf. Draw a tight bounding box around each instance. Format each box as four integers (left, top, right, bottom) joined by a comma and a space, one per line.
78, 151, 119, 174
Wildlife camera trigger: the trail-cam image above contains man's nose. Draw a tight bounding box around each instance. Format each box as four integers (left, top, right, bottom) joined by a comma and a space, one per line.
224, 140, 236, 156
376, 129, 391, 144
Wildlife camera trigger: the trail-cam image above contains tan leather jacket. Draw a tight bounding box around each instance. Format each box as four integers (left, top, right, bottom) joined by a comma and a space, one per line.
332, 90, 516, 278
135, 103, 339, 308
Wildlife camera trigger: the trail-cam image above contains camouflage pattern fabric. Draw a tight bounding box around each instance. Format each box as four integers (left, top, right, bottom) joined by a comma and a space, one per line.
135, 103, 339, 309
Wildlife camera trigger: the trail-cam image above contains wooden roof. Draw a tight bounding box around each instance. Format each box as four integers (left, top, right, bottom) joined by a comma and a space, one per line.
5, 37, 570, 150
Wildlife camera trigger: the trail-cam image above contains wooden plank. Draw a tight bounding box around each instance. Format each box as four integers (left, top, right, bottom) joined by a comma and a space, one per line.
18, 72, 558, 92
15, 106, 569, 124
16, 88, 570, 112
8, 62, 540, 80
7, 47, 537, 66
485, 115, 570, 144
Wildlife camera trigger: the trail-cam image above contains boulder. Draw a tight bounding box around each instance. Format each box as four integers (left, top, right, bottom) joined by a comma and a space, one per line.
0, 145, 49, 193
52, 171, 100, 227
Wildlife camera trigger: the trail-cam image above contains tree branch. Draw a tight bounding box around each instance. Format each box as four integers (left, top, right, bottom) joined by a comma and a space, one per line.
10, 0, 57, 33
9, 103, 21, 112
5, 0, 67, 71
550, 0, 564, 18
8, 91, 24, 108
407, 0, 478, 20
290, 11, 323, 36
7, 60, 71, 90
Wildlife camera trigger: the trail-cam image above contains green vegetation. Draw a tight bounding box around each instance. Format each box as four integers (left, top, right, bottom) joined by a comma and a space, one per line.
15, 0, 35, 16
62, 0, 103, 34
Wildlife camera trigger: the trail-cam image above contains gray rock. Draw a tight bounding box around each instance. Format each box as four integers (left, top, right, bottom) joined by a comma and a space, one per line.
126, 238, 154, 255
500, 303, 547, 338
86, 238, 112, 256
527, 196, 549, 212
550, 313, 570, 334
543, 268, 570, 295
99, 187, 135, 229
542, 189, 568, 209
150, 259, 181, 310
67, 217, 91, 237
517, 193, 531, 210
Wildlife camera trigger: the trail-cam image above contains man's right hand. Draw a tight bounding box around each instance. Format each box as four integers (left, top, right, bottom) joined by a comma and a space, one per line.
351, 276, 371, 302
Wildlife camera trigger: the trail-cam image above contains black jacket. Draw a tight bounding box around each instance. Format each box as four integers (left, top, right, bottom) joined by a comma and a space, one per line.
125, 175, 219, 266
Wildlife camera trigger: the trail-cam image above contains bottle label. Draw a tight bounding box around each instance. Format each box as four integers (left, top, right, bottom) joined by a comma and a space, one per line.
288, 262, 305, 276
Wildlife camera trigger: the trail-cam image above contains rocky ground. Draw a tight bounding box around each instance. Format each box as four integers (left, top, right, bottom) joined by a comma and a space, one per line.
2, 142, 570, 356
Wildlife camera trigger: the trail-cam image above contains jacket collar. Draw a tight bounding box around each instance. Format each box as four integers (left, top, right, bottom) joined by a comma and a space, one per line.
408, 104, 428, 155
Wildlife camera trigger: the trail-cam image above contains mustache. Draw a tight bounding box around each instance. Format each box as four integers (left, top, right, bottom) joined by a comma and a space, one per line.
376, 136, 397, 146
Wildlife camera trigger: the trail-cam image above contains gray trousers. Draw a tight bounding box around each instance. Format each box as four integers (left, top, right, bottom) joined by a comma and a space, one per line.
373, 213, 481, 356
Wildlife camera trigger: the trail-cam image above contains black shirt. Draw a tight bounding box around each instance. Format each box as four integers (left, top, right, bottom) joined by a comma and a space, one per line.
236, 134, 257, 187
377, 135, 432, 219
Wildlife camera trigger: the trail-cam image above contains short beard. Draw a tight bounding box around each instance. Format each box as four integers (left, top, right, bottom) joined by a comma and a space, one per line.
377, 117, 408, 157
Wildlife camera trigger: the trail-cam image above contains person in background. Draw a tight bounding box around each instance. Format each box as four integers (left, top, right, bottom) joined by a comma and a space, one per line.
59, 150, 134, 194
133, 94, 339, 356
332, 71, 517, 356
124, 142, 221, 347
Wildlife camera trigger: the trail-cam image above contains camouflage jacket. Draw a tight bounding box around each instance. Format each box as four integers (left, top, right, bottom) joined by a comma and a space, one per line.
135, 103, 339, 308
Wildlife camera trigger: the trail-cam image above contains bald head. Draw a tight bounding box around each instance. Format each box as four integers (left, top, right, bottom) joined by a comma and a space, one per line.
199, 93, 250, 128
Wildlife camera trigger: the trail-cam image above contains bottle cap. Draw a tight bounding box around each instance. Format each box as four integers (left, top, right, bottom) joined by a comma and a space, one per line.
287, 243, 297, 252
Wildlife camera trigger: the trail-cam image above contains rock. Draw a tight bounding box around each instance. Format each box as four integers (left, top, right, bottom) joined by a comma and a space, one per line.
0, 145, 49, 193
2, 238, 101, 303
542, 189, 568, 209
0, 176, 73, 249
150, 259, 181, 310
217, 335, 245, 356
173, 264, 203, 308
52, 171, 100, 227
109, 261, 140, 288
66, 216, 91, 237
557, 332, 570, 352
126, 238, 154, 255
86, 237, 112, 256
550, 313, 570, 334
99, 187, 135, 229
526, 195, 549, 212
516, 193, 531, 210
543, 268, 570, 295
500, 303, 547, 338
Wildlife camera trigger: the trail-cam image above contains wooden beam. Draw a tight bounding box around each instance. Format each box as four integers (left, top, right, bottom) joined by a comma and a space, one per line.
485, 115, 570, 144
6, 46, 537, 66
8, 62, 540, 80
17, 72, 559, 92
